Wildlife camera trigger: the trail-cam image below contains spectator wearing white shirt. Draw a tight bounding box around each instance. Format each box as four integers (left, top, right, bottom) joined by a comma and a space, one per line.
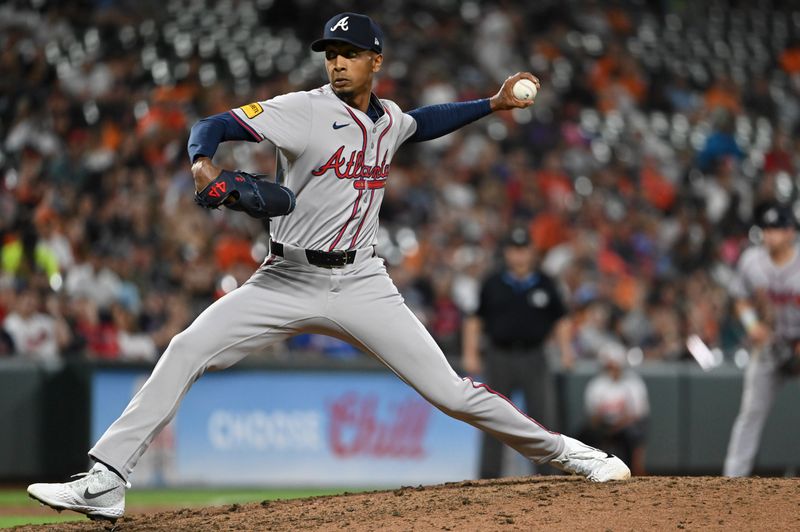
3, 289, 65, 363
581, 343, 650, 475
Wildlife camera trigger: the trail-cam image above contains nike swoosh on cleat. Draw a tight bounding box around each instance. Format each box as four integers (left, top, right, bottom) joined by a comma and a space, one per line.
83, 486, 118, 500
332, 122, 349, 130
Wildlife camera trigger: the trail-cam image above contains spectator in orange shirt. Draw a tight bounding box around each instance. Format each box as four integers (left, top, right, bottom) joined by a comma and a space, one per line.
213, 232, 258, 272
779, 40, 800, 74
704, 76, 741, 115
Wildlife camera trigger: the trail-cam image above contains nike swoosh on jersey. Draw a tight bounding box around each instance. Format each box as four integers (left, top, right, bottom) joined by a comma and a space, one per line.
332, 122, 349, 130
83, 486, 119, 499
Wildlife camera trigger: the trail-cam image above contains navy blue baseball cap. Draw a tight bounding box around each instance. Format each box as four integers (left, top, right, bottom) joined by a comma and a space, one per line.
311, 13, 384, 54
757, 202, 796, 229
503, 226, 531, 247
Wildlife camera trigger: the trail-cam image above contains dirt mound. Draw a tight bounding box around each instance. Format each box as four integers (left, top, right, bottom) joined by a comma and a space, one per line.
14, 476, 800, 531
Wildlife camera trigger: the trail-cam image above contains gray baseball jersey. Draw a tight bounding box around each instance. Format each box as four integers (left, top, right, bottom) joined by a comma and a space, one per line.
88, 84, 567, 483
729, 244, 800, 340
724, 242, 799, 477
230, 85, 416, 251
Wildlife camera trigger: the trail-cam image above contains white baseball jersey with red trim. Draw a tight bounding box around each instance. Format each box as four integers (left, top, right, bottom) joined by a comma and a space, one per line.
229, 84, 416, 251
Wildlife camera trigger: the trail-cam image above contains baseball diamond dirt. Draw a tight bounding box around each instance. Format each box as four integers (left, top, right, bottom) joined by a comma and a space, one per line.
13, 476, 800, 531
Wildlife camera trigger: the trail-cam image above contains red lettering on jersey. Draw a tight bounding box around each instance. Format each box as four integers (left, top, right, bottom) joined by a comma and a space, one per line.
768, 290, 800, 306
312, 146, 390, 189
346, 149, 359, 176
354, 179, 386, 190
311, 146, 347, 176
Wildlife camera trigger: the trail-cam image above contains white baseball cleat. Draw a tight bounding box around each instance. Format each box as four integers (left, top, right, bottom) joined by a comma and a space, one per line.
549, 435, 631, 482
27, 462, 128, 521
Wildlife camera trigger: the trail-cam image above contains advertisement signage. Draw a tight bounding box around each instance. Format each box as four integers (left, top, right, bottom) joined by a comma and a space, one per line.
91, 369, 481, 487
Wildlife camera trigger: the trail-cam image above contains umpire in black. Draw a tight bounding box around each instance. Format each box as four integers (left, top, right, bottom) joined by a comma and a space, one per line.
462, 226, 575, 478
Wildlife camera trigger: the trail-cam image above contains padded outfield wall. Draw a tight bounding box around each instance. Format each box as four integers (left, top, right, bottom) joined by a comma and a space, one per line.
0, 358, 798, 484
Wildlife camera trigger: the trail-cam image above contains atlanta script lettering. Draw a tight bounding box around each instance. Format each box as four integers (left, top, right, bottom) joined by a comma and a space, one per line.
312, 146, 389, 189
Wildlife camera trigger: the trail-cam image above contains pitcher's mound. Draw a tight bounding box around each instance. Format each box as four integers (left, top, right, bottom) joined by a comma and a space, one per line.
15, 476, 800, 531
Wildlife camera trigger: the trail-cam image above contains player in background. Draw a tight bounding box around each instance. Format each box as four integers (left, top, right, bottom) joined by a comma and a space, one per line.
28, 12, 629, 522
724, 202, 800, 476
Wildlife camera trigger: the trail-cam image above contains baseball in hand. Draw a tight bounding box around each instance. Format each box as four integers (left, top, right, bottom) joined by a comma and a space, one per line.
512, 79, 537, 101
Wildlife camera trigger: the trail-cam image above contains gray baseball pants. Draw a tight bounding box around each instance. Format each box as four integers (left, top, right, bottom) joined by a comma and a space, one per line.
723, 347, 785, 477
90, 252, 564, 482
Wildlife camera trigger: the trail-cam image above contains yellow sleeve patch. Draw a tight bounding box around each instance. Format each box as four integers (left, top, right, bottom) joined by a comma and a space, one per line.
240, 102, 264, 119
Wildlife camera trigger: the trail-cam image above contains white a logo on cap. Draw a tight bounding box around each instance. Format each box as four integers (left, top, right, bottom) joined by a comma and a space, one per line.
331, 16, 349, 31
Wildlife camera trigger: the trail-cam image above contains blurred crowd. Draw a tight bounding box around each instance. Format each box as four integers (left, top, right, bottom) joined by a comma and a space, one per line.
2, 0, 800, 365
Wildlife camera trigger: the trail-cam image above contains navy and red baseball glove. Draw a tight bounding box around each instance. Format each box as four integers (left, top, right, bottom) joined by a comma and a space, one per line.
195, 170, 295, 219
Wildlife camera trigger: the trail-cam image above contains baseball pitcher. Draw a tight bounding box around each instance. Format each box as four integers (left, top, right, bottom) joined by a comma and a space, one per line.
28, 13, 629, 521
724, 202, 800, 477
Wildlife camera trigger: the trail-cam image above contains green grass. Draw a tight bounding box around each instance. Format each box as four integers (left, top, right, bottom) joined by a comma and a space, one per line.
0, 487, 356, 529
0, 515, 85, 528
0, 491, 35, 506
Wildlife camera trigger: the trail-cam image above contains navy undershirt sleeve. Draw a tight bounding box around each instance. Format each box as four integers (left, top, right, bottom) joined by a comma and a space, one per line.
405, 99, 492, 143
187, 112, 258, 163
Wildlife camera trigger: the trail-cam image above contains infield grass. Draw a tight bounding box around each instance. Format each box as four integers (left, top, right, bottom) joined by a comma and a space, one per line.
0, 487, 356, 528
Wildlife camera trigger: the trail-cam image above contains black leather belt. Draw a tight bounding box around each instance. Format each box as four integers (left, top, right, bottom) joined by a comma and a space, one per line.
271, 241, 356, 268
